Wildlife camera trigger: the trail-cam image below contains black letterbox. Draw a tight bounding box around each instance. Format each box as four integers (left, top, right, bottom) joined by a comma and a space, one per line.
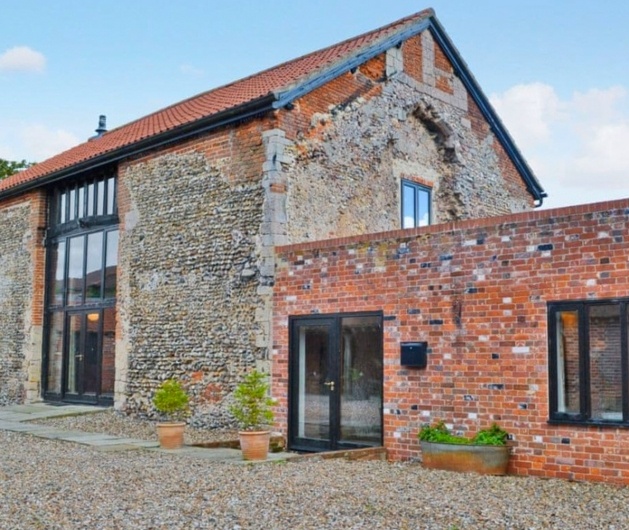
400, 342, 428, 368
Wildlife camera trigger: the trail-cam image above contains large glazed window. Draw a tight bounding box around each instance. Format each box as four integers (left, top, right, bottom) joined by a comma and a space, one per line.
44, 171, 118, 405
401, 179, 431, 229
548, 300, 628, 425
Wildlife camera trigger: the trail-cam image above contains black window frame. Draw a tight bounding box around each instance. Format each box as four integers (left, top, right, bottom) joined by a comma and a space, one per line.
42, 169, 119, 405
401, 179, 431, 229
548, 298, 629, 427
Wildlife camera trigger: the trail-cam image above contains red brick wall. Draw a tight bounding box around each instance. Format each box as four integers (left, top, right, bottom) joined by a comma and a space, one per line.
273, 198, 629, 485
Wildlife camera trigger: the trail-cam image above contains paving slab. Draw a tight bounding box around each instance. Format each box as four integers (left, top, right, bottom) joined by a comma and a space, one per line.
0, 403, 299, 463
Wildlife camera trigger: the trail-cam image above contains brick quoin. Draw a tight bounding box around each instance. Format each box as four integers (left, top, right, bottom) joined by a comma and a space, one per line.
273, 198, 629, 485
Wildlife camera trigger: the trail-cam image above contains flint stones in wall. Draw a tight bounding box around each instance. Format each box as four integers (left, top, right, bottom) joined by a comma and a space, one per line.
119, 153, 265, 427
285, 73, 530, 243
0, 204, 31, 405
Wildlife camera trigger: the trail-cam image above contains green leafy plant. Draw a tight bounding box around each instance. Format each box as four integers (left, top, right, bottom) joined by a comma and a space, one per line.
229, 369, 275, 431
419, 421, 508, 446
472, 423, 509, 446
152, 379, 190, 422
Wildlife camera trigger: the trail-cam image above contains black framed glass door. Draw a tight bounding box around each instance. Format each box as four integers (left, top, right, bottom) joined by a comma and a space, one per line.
43, 171, 118, 405
289, 313, 383, 452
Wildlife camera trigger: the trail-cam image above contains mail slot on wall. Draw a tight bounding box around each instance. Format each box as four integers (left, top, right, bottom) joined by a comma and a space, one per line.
400, 342, 428, 368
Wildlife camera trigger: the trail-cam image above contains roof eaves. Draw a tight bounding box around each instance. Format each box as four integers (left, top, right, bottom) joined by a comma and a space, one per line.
427, 17, 547, 205
272, 17, 432, 109
0, 93, 277, 201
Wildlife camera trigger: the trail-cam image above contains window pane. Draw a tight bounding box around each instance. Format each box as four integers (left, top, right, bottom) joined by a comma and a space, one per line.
402, 184, 415, 229
48, 240, 66, 306
59, 192, 67, 224
590, 305, 622, 421
85, 232, 103, 302
67, 235, 85, 305
78, 184, 85, 219
101, 306, 116, 395
46, 312, 64, 394
84, 312, 100, 394
556, 310, 580, 414
106, 176, 116, 215
339, 316, 382, 445
68, 187, 77, 221
104, 230, 118, 299
96, 180, 105, 215
66, 313, 81, 393
87, 182, 95, 216
297, 325, 330, 441
417, 188, 430, 227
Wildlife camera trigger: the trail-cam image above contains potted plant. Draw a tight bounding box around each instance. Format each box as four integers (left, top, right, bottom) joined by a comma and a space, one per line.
229, 369, 276, 460
152, 379, 190, 449
418, 421, 510, 475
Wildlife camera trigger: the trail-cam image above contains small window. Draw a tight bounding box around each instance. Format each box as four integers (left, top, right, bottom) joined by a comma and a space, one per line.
401, 180, 431, 228
549, 300, 627, 424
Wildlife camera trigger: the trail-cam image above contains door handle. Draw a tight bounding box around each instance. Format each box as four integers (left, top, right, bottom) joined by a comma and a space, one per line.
75, 354, 84, 361
323, 381, 335, 391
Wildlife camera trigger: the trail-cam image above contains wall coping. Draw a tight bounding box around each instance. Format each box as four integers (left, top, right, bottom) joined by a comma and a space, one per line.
277, 197, 629, 255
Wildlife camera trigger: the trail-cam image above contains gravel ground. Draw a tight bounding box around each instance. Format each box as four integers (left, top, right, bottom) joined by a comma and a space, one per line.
2, 418, 629, 529
29, 410, 238, 445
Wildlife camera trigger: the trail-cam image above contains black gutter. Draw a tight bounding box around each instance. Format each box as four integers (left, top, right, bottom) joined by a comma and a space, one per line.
428, 17, 547, 205
0, 93, 277, 201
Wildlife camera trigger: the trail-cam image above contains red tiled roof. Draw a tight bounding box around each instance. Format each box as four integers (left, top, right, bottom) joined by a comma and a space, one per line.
1, 9, 433, 195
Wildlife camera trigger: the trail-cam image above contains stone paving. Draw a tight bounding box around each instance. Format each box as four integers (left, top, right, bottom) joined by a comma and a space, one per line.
0, 403, 296, 464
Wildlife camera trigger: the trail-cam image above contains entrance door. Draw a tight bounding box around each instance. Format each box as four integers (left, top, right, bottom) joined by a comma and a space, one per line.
289, 313, 383, 452
65, 311, 101, 401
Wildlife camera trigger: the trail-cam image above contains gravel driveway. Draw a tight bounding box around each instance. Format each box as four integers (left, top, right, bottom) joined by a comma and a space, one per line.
2, 425, 629, 529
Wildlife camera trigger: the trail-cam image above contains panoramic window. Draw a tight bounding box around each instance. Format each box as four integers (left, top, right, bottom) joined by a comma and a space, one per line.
44, 170, 118, 404
548, 300, 627, 424
401, 180, 431, 229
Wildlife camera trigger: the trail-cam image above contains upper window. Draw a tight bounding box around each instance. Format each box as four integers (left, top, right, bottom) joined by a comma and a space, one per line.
548, 300, 628, 425
401, 180, 431, 229
51, 172, 116, 228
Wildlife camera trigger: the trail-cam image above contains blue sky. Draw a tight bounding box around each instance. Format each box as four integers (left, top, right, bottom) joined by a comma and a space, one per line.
1, 0, 628, 209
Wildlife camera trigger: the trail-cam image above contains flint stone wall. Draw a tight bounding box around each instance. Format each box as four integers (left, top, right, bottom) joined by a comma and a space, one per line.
284, 56, 532, 243
0, 202, 32, 405
118, 152, 265, 427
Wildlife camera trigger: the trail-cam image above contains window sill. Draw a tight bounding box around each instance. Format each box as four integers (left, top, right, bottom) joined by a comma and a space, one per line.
548, 418, 629, 429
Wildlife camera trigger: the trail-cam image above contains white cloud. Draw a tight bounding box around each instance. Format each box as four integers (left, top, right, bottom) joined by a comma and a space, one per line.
19, 124, 80, 161
490, 82, 564, 152
490, 83, 629, 209
0, 124, 80, 162
0, 46, 46, 73
180, 63, 204, 77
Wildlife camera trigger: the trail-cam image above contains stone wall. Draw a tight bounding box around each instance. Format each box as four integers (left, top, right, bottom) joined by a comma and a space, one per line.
276, 33, 534, 245
274, 198, 629, 485
117, 151, 266, 426
0, 201, 33, 405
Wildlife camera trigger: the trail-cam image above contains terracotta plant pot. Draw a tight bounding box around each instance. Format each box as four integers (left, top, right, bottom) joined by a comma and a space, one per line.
420, 441, 510, 475
156, 422, 186, 449
239, 430, 271, 460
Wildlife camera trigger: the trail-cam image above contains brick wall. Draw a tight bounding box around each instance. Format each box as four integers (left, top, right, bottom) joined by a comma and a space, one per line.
273, 198, 629, 484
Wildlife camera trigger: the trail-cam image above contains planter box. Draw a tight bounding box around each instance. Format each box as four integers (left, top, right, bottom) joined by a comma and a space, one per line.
420, 441, 510, 475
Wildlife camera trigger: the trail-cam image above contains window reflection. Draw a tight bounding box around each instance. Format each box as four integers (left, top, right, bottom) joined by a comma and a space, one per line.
67, 236, 85, 305
401, 180, 431, 228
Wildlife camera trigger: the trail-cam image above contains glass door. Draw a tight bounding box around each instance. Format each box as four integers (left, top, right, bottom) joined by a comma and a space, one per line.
289, 313, 383, 452
65, 310, 102, 402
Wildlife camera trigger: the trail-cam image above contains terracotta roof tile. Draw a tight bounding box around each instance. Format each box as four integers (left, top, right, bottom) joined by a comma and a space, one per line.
0, 9, 433, 194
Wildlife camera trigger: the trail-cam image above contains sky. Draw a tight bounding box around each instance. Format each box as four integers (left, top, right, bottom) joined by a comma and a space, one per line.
1, 0, 628, 210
